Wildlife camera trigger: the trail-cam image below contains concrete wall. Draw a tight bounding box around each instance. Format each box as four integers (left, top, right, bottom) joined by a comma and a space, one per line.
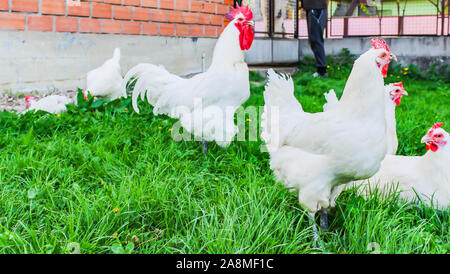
246, 36, 450, 68
1, 30, 448, 94
0, 30, 217, 94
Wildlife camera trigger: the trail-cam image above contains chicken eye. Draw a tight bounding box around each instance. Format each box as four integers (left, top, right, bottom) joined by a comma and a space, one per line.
380, 53, 386, 58
395, 89, 400, 93
436, 134, 442, 138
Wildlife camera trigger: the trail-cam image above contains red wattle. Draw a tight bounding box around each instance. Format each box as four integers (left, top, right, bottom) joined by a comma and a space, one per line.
381, 64, 389, 78
239, 24, 254, 50
430, 143, 439, 152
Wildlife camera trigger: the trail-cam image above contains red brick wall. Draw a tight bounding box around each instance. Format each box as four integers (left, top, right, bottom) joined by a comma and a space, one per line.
0, 0, 234, 37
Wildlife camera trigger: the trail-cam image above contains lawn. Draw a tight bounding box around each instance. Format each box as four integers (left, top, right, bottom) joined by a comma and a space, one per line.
0, 53, 448, 254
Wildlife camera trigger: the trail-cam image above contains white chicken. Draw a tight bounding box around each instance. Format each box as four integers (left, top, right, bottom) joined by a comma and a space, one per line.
121, 4, 255, 154
24, 95, 72, 114
323, 82, 408, 155
261, 39, 397, 238
348, 123, 449, 209
86, 48, 123, 100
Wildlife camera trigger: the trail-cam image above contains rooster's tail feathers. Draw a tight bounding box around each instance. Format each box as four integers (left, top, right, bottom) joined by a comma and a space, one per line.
112, 48, 120, 62
261, 69, 302, 151
122, 63, 182, 113
323, 89, 338, 111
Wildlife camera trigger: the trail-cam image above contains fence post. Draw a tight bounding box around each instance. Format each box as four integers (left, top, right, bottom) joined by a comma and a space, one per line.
442, 0, 446, 36
294, 0, 299, 38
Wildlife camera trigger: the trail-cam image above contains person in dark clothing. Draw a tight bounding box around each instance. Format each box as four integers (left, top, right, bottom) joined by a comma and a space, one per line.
302, 0, 328, 78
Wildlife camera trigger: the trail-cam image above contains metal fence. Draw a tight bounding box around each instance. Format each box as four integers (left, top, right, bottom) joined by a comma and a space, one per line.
236, 0, 449, 38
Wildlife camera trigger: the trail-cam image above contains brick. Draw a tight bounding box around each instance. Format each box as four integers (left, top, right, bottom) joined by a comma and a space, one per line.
12, 0, 38, 13
104, 0, 121, 4
216, 4, 228, 15
159, 0, 173, 10
41, 0, 65, 15
55, 17, 79, 32
102, 20, 122, 34
217, 26, 225, 35
168, 11, 183, 23
211, 14, 222, 26
28, 16, 53, 32
176, 24, 189, 36
92, 4, 112, 19
159, 23, 174, 36
0, 13, 25, 30
114, 6, 132, 20
205, 25, 217, 37
123, 0, 140, 6
223, 0, 234, 5
211, 0, 223, 3
190, 25, 203, 36
80, 18, 101, 33
151, 9, 167, 22
198, 13, 210, 25
134, 7, 150, 21
142, 0, 158, 8
0, 0, 8, 11
68, 1, 90, 17
176, 0, 189, 11
142, 22, 158, 35
191, 1, 203, 12
204, 2, 215, 13
183, 12, 197, 24
123, 21, 140, 34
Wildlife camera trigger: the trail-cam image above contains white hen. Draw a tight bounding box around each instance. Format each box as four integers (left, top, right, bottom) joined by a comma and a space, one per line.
261, 39, 397, 236
25, 95, 72, 114
122, 4, 255, 154
348, 123, 450, 209
323, 82, 408, 155
86, 48, 123, 100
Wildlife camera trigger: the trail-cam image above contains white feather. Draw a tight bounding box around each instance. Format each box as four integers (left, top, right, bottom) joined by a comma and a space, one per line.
122, 19, 251, 147
86, 48, 123, 100
25, 95, 72, 114
262, 47, 390, 214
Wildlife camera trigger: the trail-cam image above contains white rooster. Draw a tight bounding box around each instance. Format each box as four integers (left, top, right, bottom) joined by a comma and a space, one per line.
348, 123, 449, 209
323, 82, 408, 155
25, 95, 72, 114
121, 4, 255, 154
261, 39, 397, 239
86, 48, 123, 100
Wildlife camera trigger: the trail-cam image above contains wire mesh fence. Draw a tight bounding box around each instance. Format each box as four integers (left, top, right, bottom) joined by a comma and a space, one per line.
236, 0, 449, 38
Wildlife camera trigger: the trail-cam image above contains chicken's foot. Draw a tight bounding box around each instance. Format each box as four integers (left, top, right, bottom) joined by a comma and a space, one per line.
320, 209, 328, 231
202, 139, 208, 155
309, 213, 324, 249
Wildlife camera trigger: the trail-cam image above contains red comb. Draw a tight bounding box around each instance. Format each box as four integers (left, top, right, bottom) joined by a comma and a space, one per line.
371, 38, 390, 52
392, 82, 403, 88
225, 3, 253, 21
432, 123, 444, 129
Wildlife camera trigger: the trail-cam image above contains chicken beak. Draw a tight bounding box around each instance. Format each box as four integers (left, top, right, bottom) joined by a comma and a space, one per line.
390, 53, 397, 62
246, 20, 255, 27
402, 90, 408, 96
421, 136, 431, 144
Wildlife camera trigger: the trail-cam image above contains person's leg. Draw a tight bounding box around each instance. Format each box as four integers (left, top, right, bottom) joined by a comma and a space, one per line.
306, 9, 327, 76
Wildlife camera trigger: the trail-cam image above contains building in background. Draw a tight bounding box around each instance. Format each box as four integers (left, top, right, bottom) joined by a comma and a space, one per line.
0, 0, 234, 93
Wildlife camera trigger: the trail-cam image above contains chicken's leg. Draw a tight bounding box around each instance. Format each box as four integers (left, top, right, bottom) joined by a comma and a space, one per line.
202, 139, 208, 155
308, 212, 324, 249
320, 209, 328, 231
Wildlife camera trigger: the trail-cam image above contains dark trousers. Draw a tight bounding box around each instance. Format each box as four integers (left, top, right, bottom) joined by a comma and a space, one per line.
306, 9, 327, 73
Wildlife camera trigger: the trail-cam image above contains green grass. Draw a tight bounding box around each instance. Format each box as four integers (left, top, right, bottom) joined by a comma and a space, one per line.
0, 58, 449, 254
